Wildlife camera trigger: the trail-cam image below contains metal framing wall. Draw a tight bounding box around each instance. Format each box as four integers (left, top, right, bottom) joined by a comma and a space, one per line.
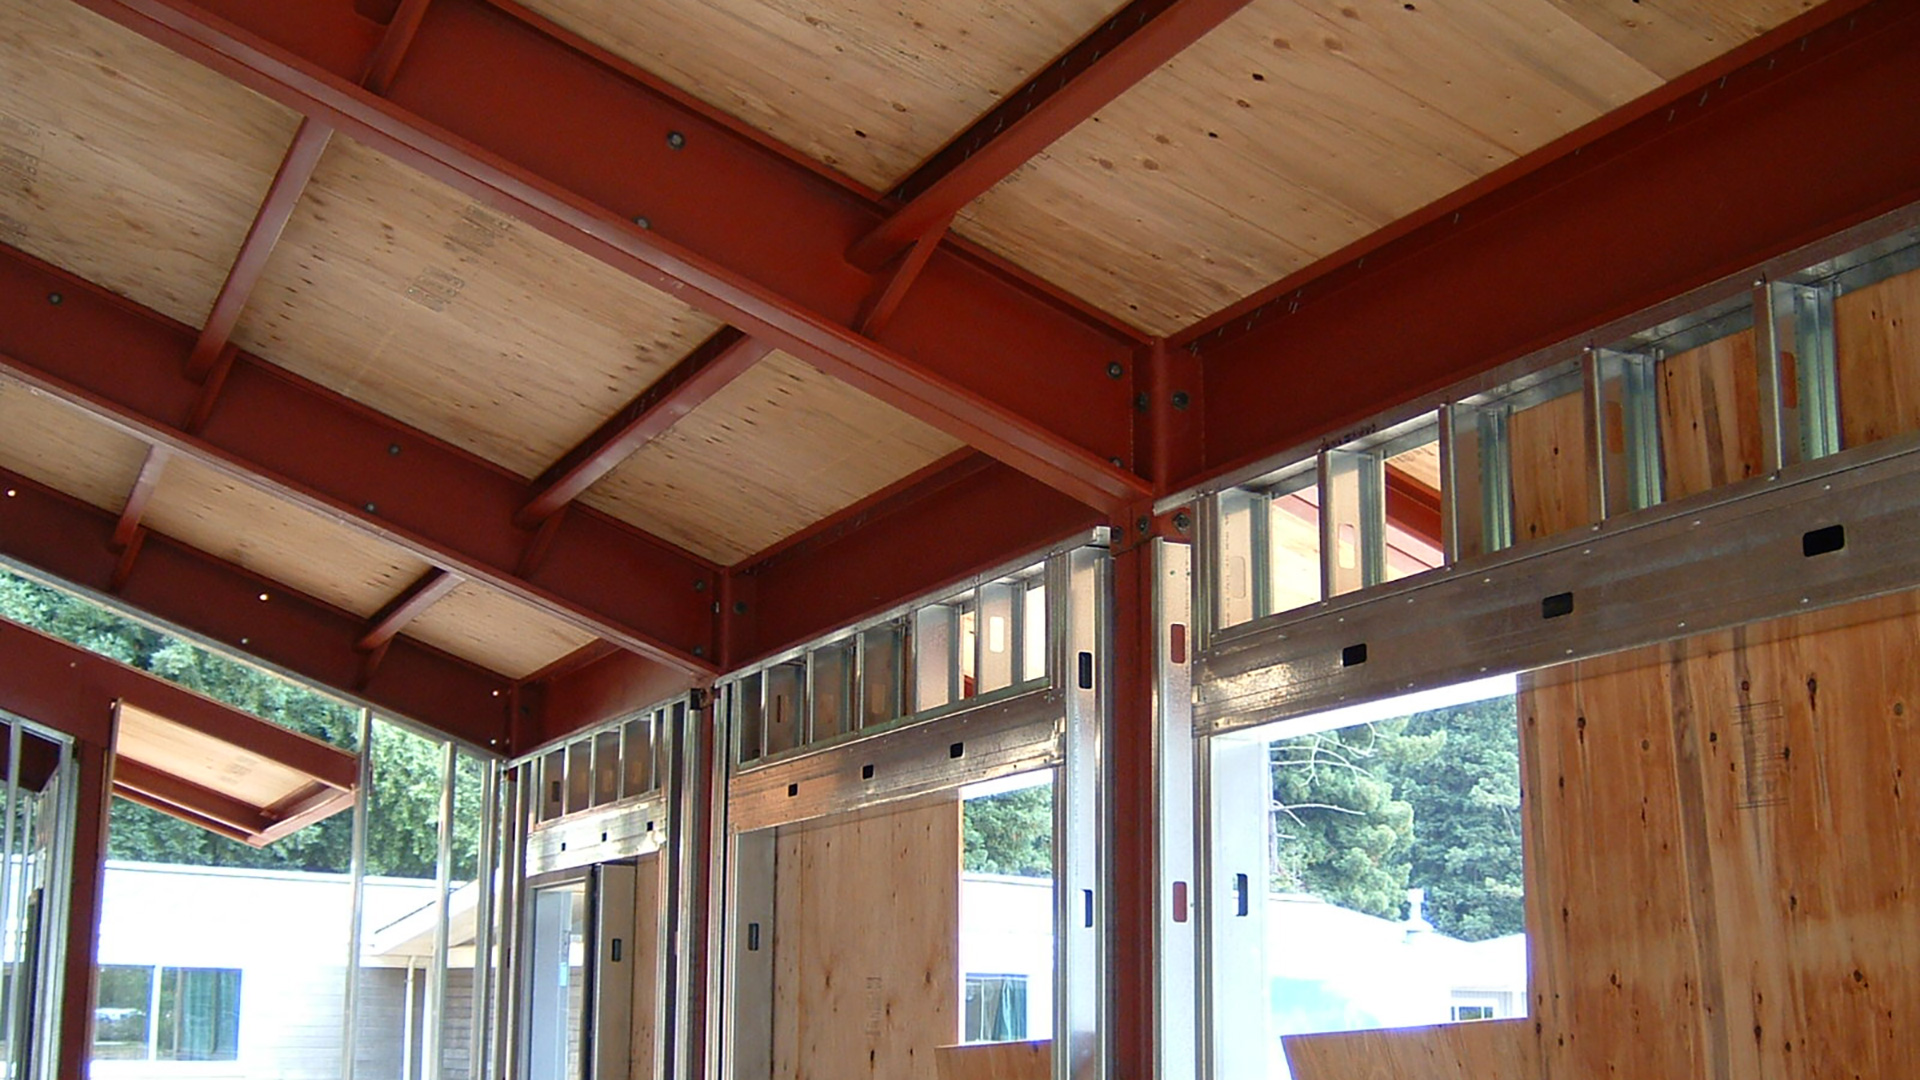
706, 539, 1112, 1080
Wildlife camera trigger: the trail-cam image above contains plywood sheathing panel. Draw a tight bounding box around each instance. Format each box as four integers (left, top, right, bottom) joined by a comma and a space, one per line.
1539, 0, 1820, 80
1836, 266, 1920, 449
1283, 1018, 1537, 1080
0, 381, 148, 511
0, 0, 298, 327
772, 794, 960, 1080
232, 135, 723, 478
1657, 331, 1763, 501
1508, 389, 1589, 543
142, 455, 432, 619
934, 1040, 1050, 1080
518, 0, 1128, 190
401, 578, 597, 679
1522, 589, 1920, 1080
631, 853, 661, 1079
582, 351, 964, 564
952, 0, 1823, 333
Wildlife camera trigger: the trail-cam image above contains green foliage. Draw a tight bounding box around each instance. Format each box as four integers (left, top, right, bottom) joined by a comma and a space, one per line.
1390, 699, 1525, 941
962, 783, 1053, 877
1269, 697, 1525, 941
0, 569, 472, 880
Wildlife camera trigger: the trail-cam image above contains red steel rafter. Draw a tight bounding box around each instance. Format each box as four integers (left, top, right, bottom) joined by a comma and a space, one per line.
0, 243, 721, 672
184, 120, 334, 381
358, 566, 463, 651
110, 444, 172, 550
517, 330, 774, 527
849, 0, 1257, 268
77, 0, 1150, 512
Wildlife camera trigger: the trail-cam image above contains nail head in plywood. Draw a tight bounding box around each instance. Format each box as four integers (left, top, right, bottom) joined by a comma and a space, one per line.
231, 134, 723, 479
954, 0, 1715, 333
581, 351, 964, 564
400, 578, 598, 679
1836, 266, 1920, 450
517, 0, 1129, 190
0, 381, 149, 511
0, 0, 300, 326
141, 455, 432, 618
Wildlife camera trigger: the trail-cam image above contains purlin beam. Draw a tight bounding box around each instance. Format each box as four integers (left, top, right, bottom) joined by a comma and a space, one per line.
358, 566, 463, 651
848, 0, 1257, 268
184, 119, 334, 382
76, 0, 1149, 513
0, 241, 721, 673
110, 444, 171, 551
516, 330, 774, 527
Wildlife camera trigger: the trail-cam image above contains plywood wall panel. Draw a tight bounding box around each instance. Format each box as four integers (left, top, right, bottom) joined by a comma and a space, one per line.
0, 0, 298, 327
1283, 1018, 1538, 1080
517, 0, 1127, 190
1657, 331, 1763, 501
143, 456, 433, 619
583, 351, 963, 564
934, 1040, 1049, 1080
231, 135, 723, 478
0, 382, 149, 511
953, 0, 1670, 333
1835, 266, 1920, 449
1508, 390, 1590, 543
632, 852, 661, 1079
1523, 656, 1711, 1080
772, 794, 960, 1080
1523, 590, 1920, 1080
401, 579, 597, 679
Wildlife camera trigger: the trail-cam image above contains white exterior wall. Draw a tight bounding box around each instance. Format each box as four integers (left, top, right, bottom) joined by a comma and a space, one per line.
956, 874, 1054, 1041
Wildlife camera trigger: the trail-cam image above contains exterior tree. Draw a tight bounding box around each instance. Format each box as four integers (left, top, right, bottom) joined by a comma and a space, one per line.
962, 784, 1053, 877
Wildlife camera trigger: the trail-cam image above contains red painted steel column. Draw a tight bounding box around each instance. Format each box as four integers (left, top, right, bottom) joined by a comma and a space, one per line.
1108, 532, 1158, 1079
57, 737, 114, 1080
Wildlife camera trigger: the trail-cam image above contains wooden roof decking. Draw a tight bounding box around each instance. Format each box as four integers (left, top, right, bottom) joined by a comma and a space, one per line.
516, 0, 1132, 190
0, 0, 1855, 698
949, 0, 1816, 333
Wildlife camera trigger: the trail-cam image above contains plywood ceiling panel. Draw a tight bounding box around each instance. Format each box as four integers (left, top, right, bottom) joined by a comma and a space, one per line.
582, 351, 964, 564
143, 456, 432, 618
953, 0, 1827, 333
116, 702, 316, 809
231, 135, 724, 478
0, 382, 148, 511
518, 0, 1127, 190
0, 0, 298, 327
401, 579, 597, 679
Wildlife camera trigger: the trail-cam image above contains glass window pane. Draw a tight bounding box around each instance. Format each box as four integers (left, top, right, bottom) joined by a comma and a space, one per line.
156, 967, 242, 1061
91, 965, 154, 1060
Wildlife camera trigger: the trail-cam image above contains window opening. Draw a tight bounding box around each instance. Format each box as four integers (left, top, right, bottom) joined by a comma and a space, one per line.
1210, 676, 1524, 1079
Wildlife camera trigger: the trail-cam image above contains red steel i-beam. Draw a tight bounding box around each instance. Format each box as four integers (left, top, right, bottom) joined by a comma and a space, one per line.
358, 566, 463, 651
72, 0, 1150, 513
111, 444, 172, 550
0, 243, 720, 671
184, 119, 333, 382
517, 330, 774, 527
848, 0, 1256, 269
1180, 0, 1920, 484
